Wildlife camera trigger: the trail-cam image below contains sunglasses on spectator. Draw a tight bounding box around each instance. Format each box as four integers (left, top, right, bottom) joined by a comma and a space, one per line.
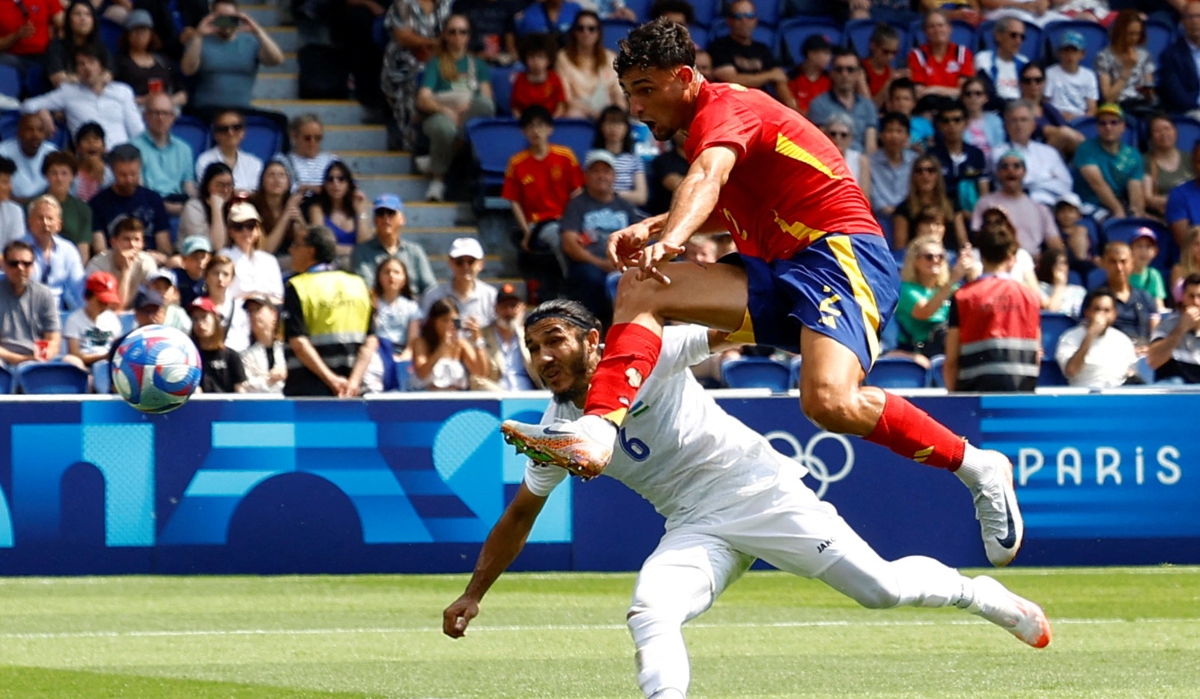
913, 166, 939, 174
1020, 75, 1045, 84
1007, 32, 1025, 39
574, 24, 599, 32
214, 123, 244, 134
878, 47, 898, 56
229, 221, 259, 232
4, 258, 32, 268
963, 90, 985, 97
731, 12, 756, 19
452, 257, 479, 265
920, 252, 945, 262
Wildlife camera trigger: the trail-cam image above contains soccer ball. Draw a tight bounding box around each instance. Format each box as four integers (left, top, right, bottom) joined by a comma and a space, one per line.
111, 324, 203, 414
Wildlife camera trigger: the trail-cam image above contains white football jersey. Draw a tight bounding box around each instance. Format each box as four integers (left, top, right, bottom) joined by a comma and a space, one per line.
523, 326, 807, 527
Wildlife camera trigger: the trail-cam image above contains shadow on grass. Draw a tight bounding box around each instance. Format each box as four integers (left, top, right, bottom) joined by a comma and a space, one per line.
0, 665, 379, 699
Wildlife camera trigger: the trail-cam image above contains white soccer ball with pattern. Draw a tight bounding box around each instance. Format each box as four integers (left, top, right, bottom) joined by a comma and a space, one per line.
111, 324, 203, 414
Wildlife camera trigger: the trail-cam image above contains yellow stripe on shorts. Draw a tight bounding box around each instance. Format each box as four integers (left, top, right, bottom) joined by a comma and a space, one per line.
725, 309, 757, 345
826, 236, 882, 363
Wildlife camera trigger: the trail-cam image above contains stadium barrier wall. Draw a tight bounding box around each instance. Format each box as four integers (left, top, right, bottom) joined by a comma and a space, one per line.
0, 391, 1196, 575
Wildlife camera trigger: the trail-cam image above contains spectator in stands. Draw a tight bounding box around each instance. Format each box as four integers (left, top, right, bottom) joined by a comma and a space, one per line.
821, 114, 870, 198
973, 150, 1062, 256
1167, 145, 1200, 245
70, 122, 110, 203
380, 0, 453, 152
809, 47, 879, 155
1037, 247, 1087, 316
683, 234, 717, 264
648, 0, 693, 25
1073, 103, 1146, 218
0, 240, 73, 369
1100, 240, 1158, 344
180, 162, 233, 246
908, 11, 972, 99
115, 9, 187, 108
22, 45, 144, 149
556, 10, 623, 119
931, 99, 989, 214
477, 283, 537, 390
1056, 288, 1139, 388
89, 144, 171, 258
190, 295, 247, 392
502, 105, 585, 272
1045, 31, 1098, 123
222, 196, 284, 311
421, 235, 498, 328
180, 0, 285, 114
195, 109, 263, 192
647, 131, 688, 216
860, 23, 905, 110
174, 235, 211, 308
943, 221, 1041, 392
514, 0, 583, 36
996, 99, 1074, 207
1143, 114, 1193, 220
892, 234, 977, 369
869, 112, 916, 219
1096, 9, 1156, 118
24, 193, 84, 311
0, 113, 55, 204
694, 49, 713, 81
787, 34, 831, 115
1054, 191, 1094, 273
1170, 226, 1200, 302
920, 0, 979, 24
132, 92, 196, 217
708, 0, 796, 110
330, 0, 388, 125
307, 161, 371, 256
592, 106, 647, 207
452, 0, 520, 65
978, 204, 1040, 289
894, 153, 968, 251
975, 16, 1028, 101
0, 0, 64, 90
238, 292, 285, 393
1129, 227, 1168, 311
0, 157, 23, 243
84, 214, 156, 309
129, 285, 166, 328
416, 14, 496, 201
961, 76, 1004, 161
409, 296, 488, 390
1148, 272, 1200, 383
147, 267, 192, 333
51, 2, 104, 77
1158, 2, 1200, 118
372, 257, 421, 357
980, 0, 1067, 28
250, 161, 304, 257
561, 149, 644, 325
511, 33, 567, 118
888, 80, 933, 149
276, 114, 338, 194
1018, 62, 1083, 156
64, 270, 122, 367
351, 193, 436, 293
41, 151, 91, 260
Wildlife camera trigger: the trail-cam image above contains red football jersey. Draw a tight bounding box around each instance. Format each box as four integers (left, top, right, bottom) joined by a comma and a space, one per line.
501, 146, 585, 223
511, 71, 567, 116
683, 81, 881, 261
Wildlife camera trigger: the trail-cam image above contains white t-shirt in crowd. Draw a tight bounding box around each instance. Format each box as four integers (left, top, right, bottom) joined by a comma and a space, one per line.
1045, 64, 1099, 117
1055, 324, 1137, 389
63, 308, 123, 356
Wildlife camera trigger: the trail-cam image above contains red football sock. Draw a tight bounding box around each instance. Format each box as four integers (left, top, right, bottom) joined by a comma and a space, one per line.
864, 392, 964, 470
584, 323, 662, 426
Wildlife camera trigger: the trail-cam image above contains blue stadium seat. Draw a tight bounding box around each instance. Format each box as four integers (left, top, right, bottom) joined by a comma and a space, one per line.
0, 363, 13, 394
777, 18, 842, 66
0, 64, 18, 98
1144, 18, 1174, 65
1071, 115, 1138, 148
490, 63, 516, 116
1042, 20, 1108, 69
623, 0, 651, 22
1172, 116, 1200, 154
465, 117, 524, 187
92, 359, 112, 394
17, 362, 89, 394
1079, 215, 1100, 258
241, 114, 285, 164
548, 118, 596, 162
721, 357, 791, 391
1039, 357, 1069, 387
688, 24, 709, 49
928, 354, 946, 388
879, 313, 900, 353
98, 17, 124, 57
1068, 269, 1083, 287
48, 119, 69, 150
171, 114, 210, 159
603, 18, 638, 52
789, 354, 802, 389
1085, 266, 1108, 290
707, 22, 777, 50
1040, 312, 1076, 357
393, 359, 411, 392
0, 110, 18, 141
864, 356, 928, 388
909, 18, 976, 56
691, 0, 720, 28
750, 0, 781, 27
978, 20, 1043, 63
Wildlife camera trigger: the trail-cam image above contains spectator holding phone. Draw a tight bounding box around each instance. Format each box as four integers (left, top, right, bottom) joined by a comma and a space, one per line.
180, 0, 284, 114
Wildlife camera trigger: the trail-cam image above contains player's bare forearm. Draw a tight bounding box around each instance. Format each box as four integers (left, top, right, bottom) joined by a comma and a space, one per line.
660, 147, 737, 248
464, 484, 547, 601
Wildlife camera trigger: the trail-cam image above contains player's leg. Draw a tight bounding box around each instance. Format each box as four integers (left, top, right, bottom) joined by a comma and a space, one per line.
627, 529, 755, 699
501, 261, 749, 476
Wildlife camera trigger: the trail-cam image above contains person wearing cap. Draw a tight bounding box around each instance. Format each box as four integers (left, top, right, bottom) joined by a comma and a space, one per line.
239, 292, 286, 393
1055, 288, 1140, 389
1158, 2, 1200, 118
85, 215, 158, 310
1051, 191, 1094, 269
21, 44, 144, 151
131, 285, 167, 327
476, 284, 539, 391
189, 295, 248, 393
147, 268, 194, 334
972, 150, 1062, 257
282, 225, 375, 397
350, 193, 435, 294
994, 99, 1073, 207
1128, 226, 1168, 311
419, 236, 499, 331
220, 196, 284, 305
1045, 30, 1099, 122
786, 33, 832, 115
23, 193, 86, 312
0, 113, 56, 205
709, 0, 797, 110
860, 23, 905, 110
131, 92, 197, 217
64, 270, 124, 367
974, 16, 1029, 102
808, 47, 879, 155
88, 144, 172, 260
560, 149, 645, 326
1071, 103, 1146, 219
175, 235, 212, 308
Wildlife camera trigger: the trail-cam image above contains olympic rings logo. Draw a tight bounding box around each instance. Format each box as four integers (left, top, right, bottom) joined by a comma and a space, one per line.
764, 431, 855, 499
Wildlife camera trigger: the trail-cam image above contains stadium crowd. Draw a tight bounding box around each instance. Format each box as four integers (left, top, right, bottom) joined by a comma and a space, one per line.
1, 0, 1200, 395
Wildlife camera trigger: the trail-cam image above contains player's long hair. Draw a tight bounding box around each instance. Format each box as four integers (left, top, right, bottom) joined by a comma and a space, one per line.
564, 10, 608, 74
903, 154, 954, 227
614, 17, 696, 78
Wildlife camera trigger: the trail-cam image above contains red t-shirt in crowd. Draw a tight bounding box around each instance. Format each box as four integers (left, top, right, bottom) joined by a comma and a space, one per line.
0, 0, 62, 56
682, 81, 881, 262
862, 58, 893, 97
501, 146, 585, 223
788, 71, 831, 115
908, 43, 974, 89
511, 70, 567, 116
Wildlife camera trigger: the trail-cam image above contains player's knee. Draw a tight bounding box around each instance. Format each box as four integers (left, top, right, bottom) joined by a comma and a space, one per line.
800, 387, 859, 434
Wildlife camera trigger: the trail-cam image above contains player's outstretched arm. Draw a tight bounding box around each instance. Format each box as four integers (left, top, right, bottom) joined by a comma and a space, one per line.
443, 482, 548, 638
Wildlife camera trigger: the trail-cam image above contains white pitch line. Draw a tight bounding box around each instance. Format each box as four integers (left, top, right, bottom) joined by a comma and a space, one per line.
0, 617, 1196, 640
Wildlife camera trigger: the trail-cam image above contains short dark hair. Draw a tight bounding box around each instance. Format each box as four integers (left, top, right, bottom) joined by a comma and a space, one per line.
519, 104, 554, 129
518, 33, 554, 64
524, 298, 602, 338
1184, 272, 1200, 290
107, 143, 142, 165
888, 77, 916, 98
75, 121, 105, 144
938, 99, 967, 120
831, 46, 859, 62
212, 108, 244, 127
73, 43, 106, 63
1083, 287, 1117, 312
869, 22, 900, 45
4, 240, 33, 259
649, 0, 694, 25
302, 225, 338, 265
975, 217, 1018, 264
880, 111, 910, 132
0, 157, 15, 177
113, 216, 146, 238
42, 150, 78, 175
614, 18, 696, 79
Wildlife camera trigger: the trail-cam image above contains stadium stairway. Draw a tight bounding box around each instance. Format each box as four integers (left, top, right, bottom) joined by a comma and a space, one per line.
246, 3, 522, 290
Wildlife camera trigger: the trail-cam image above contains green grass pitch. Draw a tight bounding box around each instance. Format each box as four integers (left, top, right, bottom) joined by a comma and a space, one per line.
0, 567, 1197, 698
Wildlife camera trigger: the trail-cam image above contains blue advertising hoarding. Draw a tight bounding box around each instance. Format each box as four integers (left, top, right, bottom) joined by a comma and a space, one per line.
0, 392, 1195, 575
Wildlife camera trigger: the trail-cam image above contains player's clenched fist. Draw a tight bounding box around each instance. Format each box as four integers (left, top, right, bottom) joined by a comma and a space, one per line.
443, 595, 480, 638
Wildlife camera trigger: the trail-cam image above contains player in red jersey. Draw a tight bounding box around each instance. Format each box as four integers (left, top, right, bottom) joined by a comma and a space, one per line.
501, 19, 1024, 567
